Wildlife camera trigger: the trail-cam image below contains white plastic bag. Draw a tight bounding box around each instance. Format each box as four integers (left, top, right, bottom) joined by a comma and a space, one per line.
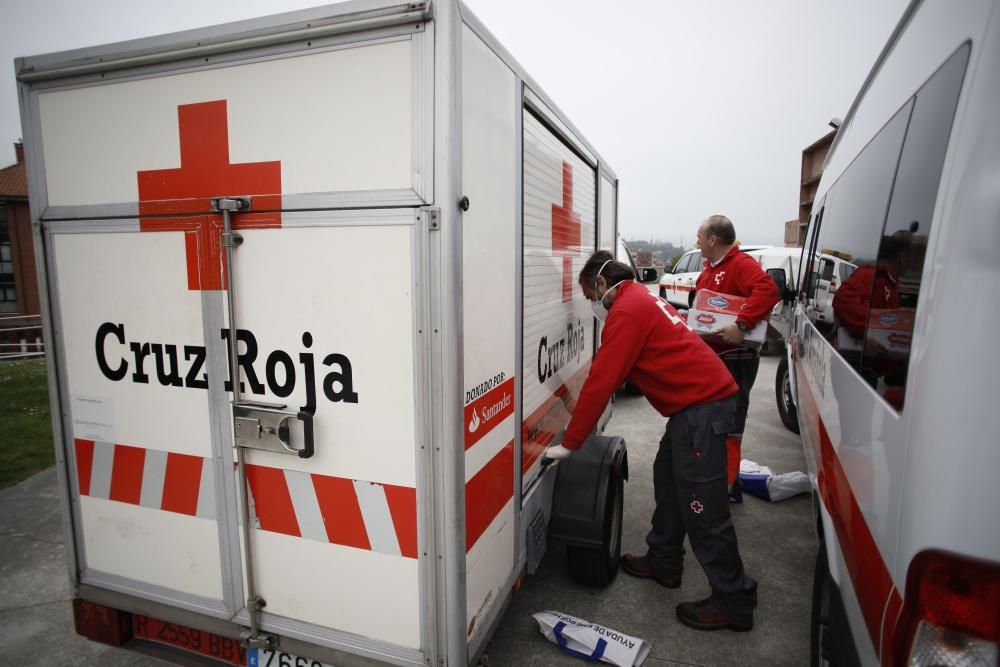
532, 610, 651, 666
766, 470, 811, 502
738, 459, 810, 502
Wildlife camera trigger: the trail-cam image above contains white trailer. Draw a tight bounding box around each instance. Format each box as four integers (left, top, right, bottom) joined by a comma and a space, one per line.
16, 2, 633, 665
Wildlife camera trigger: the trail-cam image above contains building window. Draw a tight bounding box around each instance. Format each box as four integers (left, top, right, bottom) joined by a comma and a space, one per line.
0, 204, 16, 313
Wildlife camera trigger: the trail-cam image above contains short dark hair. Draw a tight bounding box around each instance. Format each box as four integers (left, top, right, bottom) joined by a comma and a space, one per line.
578, 250, 634, 287
879, 230, 913, 261
703, 215, 736, 245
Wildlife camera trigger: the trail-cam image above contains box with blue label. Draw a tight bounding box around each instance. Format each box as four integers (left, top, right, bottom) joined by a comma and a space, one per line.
687, 289, 768, 349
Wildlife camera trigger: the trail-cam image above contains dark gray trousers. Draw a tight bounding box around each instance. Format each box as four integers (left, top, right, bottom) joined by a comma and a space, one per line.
644, 396, 756, 618
720, 351, 760, 435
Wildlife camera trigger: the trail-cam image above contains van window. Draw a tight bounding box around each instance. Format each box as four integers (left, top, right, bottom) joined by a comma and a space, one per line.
856, 43, 969, 410
808, 101, 911, 341
798, 207, 822, 300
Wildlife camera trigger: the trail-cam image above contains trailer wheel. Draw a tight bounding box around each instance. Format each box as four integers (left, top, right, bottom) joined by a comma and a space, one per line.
566, 465, 623, 587
776, 355, 800, 433
811, 545, 834, 667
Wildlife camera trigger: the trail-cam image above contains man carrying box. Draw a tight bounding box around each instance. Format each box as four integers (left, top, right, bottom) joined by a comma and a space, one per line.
693, 215, 781, 503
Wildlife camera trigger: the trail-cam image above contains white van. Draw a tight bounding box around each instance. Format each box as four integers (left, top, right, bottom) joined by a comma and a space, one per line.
744, 247, 856, 349
658, 244, 769, 308
775, 1, 1000, 664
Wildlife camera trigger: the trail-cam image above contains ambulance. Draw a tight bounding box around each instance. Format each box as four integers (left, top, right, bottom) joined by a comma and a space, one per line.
776, 0, 1000, 664
16, 1, 637, 664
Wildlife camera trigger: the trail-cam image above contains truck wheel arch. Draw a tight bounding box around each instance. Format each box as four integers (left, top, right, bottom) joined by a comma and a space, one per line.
548, 435, 628, 587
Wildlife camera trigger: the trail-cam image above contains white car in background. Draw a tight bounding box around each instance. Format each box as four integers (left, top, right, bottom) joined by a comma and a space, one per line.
658, 244, 770, 308
743, 246, 857, 345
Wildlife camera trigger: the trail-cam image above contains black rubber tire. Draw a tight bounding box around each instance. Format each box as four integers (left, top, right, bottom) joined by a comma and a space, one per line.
566, 467, 623, 587
811, 544, 834, 667
776, 355, 800, 434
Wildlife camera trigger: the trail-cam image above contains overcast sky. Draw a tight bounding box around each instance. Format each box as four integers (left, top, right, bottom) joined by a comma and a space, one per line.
0, 0, 907, 246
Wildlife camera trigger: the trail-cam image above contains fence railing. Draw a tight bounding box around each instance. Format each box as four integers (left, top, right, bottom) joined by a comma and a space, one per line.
0, 314, 45, 361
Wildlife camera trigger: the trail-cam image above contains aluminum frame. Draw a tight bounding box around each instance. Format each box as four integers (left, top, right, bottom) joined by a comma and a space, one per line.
19, 26, 434, 221
458, 2, 617, 182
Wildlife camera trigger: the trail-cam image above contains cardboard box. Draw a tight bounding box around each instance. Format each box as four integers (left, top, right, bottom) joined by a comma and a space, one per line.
835, 308, 914, 358
687, 289, 768, 349
867, 308, 914, 357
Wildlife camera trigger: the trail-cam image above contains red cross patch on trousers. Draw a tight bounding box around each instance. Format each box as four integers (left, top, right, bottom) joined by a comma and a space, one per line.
690, 499, 704, 514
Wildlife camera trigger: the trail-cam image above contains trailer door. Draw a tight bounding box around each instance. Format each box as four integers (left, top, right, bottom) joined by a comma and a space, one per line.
521, 102, 598, 491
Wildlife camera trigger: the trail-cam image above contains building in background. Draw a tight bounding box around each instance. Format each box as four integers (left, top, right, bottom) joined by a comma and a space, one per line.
786, 127, 837, 247
0, 141, 42, 358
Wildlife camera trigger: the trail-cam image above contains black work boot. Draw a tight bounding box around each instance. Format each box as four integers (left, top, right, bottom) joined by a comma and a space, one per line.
620, 554, 682, 588
675, 598, 753, 632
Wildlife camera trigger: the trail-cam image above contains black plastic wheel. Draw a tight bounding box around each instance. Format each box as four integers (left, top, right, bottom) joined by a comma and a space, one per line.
776, 355, 800, 433
566, 468, 623, 587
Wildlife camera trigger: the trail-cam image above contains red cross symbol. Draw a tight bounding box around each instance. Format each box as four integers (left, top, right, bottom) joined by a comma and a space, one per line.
551, 161, 581, 303
137, 100, 282, 291
690, 500, 704, 514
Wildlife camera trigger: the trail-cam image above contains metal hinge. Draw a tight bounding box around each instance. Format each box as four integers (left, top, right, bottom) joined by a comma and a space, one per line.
423, 207, 440, 231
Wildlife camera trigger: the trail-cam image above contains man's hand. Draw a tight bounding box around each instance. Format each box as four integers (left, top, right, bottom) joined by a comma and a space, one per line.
543, 444, 573, 461
716, 322, 747, 346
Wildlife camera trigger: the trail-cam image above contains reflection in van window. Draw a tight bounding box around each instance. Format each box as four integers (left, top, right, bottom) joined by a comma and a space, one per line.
854, 43, 970, 410
809, 101, 911, 340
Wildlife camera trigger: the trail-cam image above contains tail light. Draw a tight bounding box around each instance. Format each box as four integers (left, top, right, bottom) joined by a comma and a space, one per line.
73, 598, 132, 646
891, 550, 1000, 666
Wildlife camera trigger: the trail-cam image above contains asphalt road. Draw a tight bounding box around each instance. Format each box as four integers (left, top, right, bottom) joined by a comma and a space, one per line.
484, 353, 816, 666
0, 354, 814, 667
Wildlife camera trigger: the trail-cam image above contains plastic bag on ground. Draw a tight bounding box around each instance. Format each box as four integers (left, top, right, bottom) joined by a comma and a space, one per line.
532, 610, 651, 666
738, 459, 810, 502
766, 470, 811, 501
738, 459, 773, 500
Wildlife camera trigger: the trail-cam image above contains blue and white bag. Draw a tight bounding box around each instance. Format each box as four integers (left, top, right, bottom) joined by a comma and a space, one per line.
738, 459, 811, 502
532, 610, 651, 666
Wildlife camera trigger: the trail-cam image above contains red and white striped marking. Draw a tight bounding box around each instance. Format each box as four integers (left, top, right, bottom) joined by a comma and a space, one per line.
72, 439, 418, 559
74, 439, 217, 519
244, 464, 417, 559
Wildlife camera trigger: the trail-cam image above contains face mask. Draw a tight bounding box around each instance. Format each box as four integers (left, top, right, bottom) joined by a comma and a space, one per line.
591, 258, 624, 321
591, 298, 609, 322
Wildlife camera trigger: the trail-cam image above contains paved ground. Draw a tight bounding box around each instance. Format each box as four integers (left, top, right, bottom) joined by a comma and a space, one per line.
484, 353, 816, 666
0, 355, 814, 667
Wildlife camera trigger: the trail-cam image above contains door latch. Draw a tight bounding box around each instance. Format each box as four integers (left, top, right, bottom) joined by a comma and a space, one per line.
233, 401, 315, 458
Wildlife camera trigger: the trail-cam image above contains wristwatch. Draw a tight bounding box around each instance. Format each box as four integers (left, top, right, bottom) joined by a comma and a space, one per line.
736, 321, 750, 333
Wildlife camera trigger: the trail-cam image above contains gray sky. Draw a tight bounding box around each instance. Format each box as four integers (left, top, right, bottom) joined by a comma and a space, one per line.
0, 0, 907, 246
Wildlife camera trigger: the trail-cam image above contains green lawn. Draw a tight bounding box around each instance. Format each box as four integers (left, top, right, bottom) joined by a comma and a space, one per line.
0, 359, 54, 489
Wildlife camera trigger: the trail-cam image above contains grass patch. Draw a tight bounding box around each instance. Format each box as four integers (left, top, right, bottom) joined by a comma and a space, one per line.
0, 359, 54, 489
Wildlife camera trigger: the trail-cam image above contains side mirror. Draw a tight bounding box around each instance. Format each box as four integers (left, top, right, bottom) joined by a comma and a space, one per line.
640, 267, 658, 284
767, 268, 787, 294
820, 260, 835, 282
767, 268, 795, 304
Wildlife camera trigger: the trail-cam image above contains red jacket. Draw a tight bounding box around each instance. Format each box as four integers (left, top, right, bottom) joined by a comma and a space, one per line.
695, 245, 781, 328
832, 264, 899, 338
562, 281, 737, 450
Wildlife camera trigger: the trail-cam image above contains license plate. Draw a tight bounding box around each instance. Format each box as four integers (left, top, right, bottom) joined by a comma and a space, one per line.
250, 647, 334, 667
132, 615, 248, 666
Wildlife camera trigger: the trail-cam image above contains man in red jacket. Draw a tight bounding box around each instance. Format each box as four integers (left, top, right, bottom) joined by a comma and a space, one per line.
545, 250, 758, 632
693, 216, 781, 503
